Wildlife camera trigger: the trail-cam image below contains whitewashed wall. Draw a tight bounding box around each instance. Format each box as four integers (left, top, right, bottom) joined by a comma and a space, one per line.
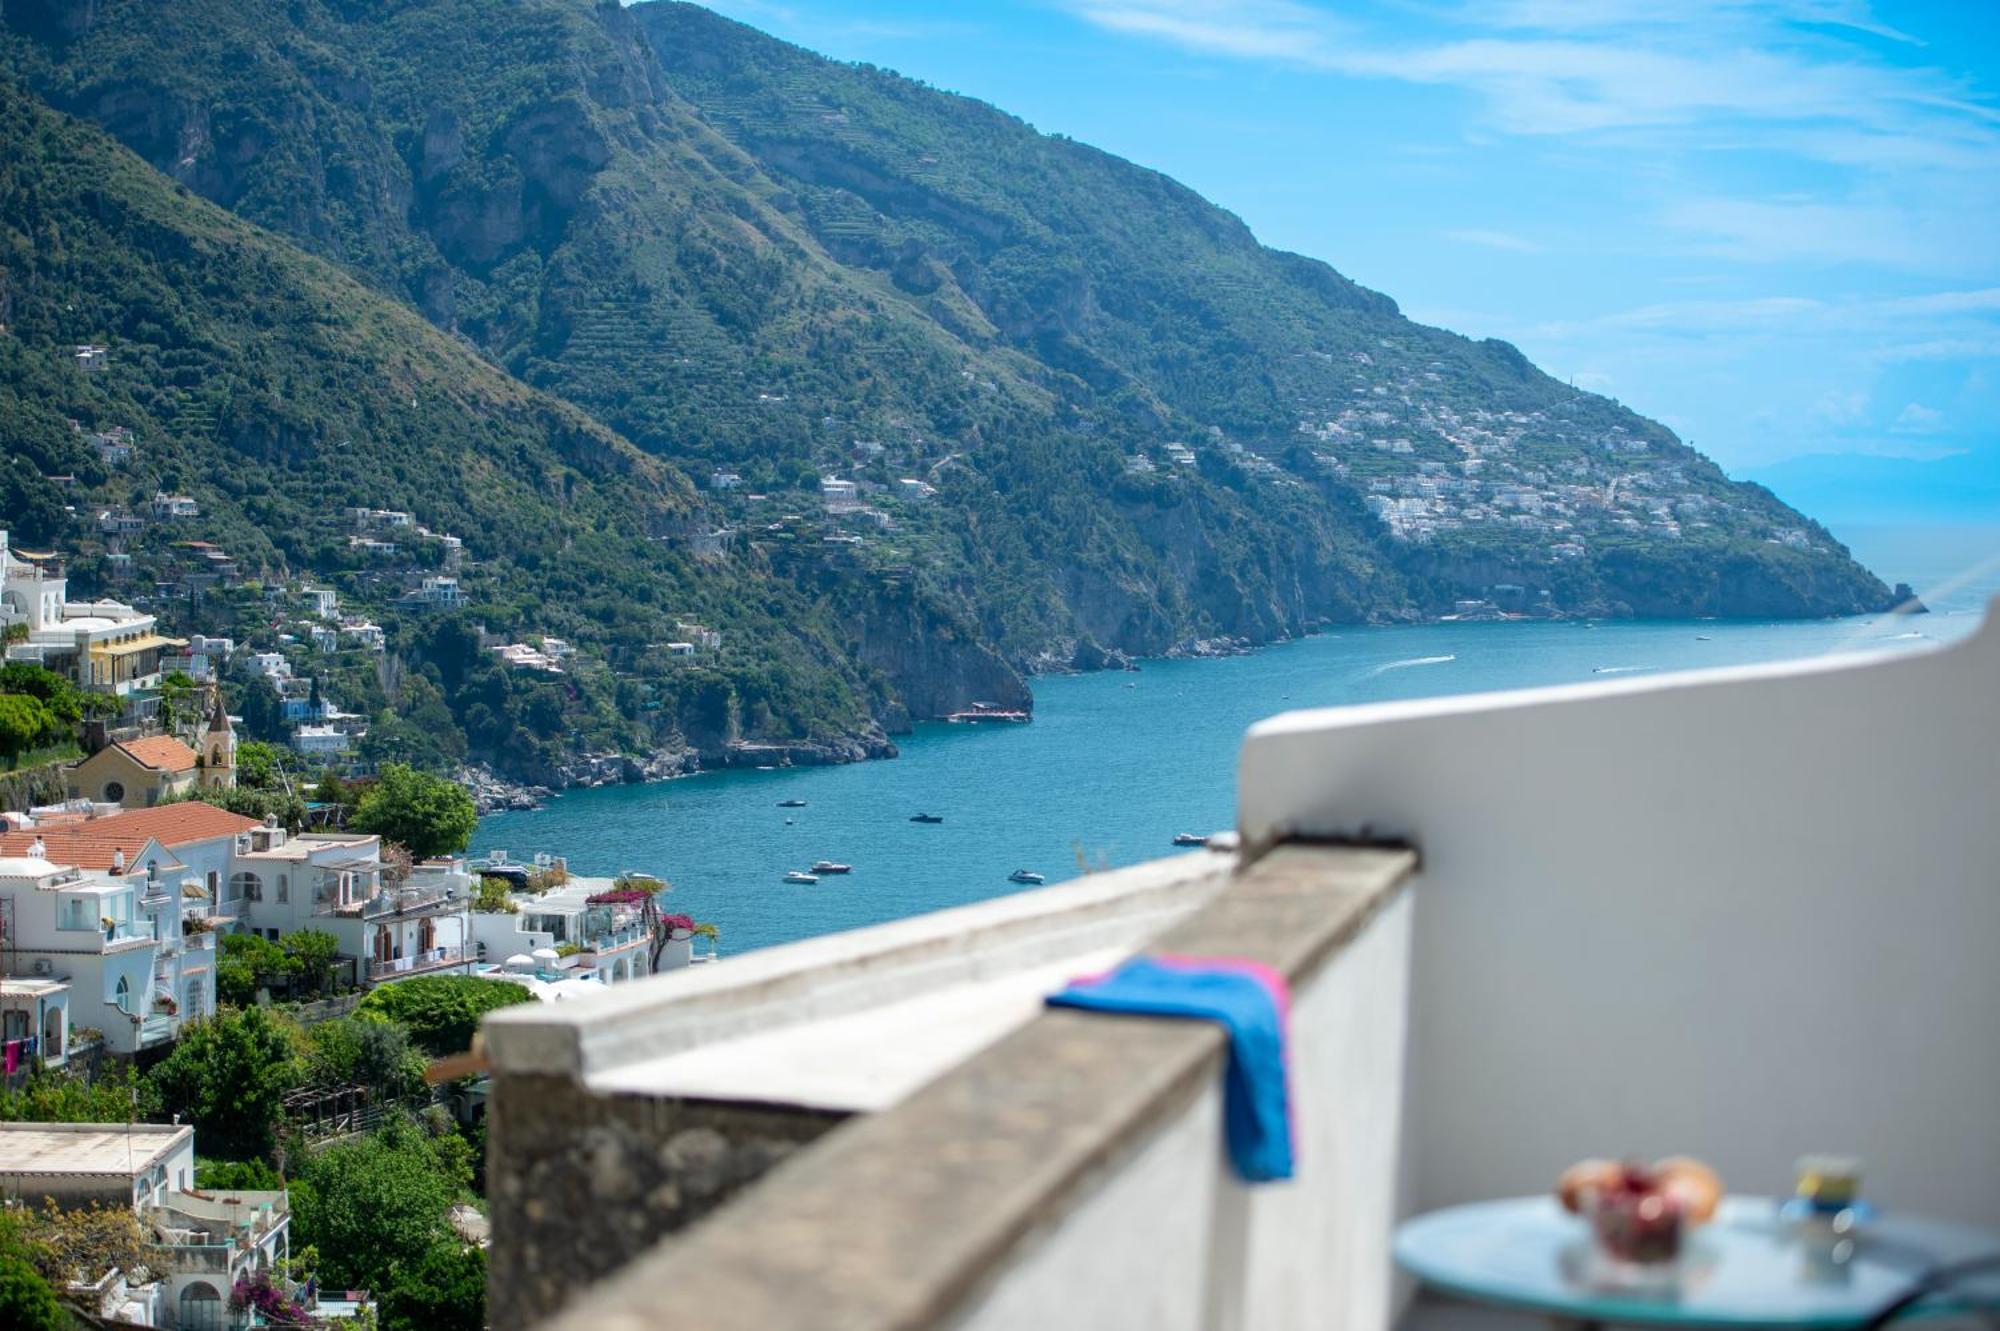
1239, 608, 2000, 1229
948, 892, 1415, 1331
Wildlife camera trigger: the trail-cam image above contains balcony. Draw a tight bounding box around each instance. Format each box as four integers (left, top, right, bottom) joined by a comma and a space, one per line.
576, 924, 648, 961
367, 945, 468, 982
481, 609, 2000, 1331
361, 881, 457, 921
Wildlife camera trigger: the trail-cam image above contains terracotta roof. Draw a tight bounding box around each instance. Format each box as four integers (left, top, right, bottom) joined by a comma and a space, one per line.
110, 736, 199, 773
0, 804, 260, 871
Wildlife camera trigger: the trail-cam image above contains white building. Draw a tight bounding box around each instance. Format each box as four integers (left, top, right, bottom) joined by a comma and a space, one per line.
709, 471, 743, 491
820, 477, 862, 514
1, 531, 173, 699
0, 856, 181, 1056
402, 575, 465, 608
150, 494, 200, 520
291, 724, 354, 756
302, 586, 338, 619
464, 873, 678, 986
340, 621, 386, 651
0, 1121, 358, 1329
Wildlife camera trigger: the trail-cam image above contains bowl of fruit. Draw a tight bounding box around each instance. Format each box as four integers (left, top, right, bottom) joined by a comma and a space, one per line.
1557, 1157, 1724, 1280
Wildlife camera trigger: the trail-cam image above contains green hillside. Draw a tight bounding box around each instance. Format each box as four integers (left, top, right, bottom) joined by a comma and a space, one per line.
0, 0, 1902, 780
0, 76, 905, 780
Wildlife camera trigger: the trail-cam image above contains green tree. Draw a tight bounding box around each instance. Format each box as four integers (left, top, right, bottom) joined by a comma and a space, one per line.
289, 1114, 471, 1291
0, 663, 83, 724
0, 1067, 149, 1123
350, 764, 477, 860
379, 1242, 485, 1331
471, 875, 517, 914
236, 739, 285, 790
217, 931, 291, 1006
196, 1158, 284, 1191
148, 1008, 302, 1160
284, 929, 341, 996
0, 1247, 62, 1331
0, 694, 55, 764
157, 671, 201, 741
354, 975, 534, 1057
306, 1018, 425, 1098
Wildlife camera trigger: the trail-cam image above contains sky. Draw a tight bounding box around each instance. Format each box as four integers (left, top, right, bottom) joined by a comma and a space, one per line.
688, 0, 1999, 488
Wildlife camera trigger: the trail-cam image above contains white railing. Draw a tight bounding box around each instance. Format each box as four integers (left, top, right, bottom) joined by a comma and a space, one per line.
367, 946, 467, 981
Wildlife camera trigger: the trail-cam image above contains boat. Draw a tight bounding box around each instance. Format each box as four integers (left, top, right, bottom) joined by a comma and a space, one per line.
1171, 832, 1209, 847
1008, 869, 1045, 885
946, 708, 1031, 724
810, 861, 853, 875
783, 870, 819, 885
910, 813, 944, 824
777, 799, 807, 808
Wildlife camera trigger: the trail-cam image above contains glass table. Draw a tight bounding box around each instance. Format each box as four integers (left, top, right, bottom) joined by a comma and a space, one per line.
1395, 1196, 2000, 1328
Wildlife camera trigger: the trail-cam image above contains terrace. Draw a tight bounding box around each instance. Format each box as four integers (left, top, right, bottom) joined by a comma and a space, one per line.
482, 606, 2000, 1331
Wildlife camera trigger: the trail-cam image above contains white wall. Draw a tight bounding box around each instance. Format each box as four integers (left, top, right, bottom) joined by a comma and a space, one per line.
1239, 607, 2000, 1228
946, 892, 1415, 1331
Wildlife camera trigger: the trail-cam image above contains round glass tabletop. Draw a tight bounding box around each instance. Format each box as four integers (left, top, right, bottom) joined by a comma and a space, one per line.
1395, 1196, 2000, 1328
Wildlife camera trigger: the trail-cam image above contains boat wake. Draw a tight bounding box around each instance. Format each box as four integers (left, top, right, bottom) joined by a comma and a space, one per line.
1368, 654, 1456, 677
1878, 631, 1926, 640
1590, 665, 1654, 675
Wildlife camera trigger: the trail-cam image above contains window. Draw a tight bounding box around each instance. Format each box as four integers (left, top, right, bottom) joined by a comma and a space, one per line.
113, 975, 131, 1014
231, 872, 263, 903
179, 1281, 222, 1331
103, 780, 125, 803
277, 874, 290, 904
207, 870, 220, 902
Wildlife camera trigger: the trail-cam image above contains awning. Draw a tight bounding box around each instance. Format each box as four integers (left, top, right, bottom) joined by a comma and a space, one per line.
90, 634, 184, 657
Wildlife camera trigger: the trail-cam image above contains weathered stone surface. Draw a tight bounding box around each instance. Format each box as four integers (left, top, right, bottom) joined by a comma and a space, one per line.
486, 1073, 842, 1331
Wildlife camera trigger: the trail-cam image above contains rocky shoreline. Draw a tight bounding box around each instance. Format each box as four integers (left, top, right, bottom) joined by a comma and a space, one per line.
459, 729, 901, 814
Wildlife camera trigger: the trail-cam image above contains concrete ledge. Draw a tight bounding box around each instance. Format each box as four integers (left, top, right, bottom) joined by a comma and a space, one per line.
531, 844, 1415, 1331
484, 850, 1237, 1085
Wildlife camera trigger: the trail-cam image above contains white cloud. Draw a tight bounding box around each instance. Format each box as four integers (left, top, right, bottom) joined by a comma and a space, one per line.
1892, 401, 1945, 432
1814, 388, 1869, 422
1658, 196, 1920, 266
1056, 0, 1996, 144
1441, 227, 1542, 253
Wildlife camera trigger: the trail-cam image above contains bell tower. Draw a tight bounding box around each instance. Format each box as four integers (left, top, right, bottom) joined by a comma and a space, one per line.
199, 686, 236, 791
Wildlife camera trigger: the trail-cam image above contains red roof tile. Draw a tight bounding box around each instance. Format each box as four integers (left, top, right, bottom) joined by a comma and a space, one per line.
110, 736, 199, 773
0, 804, 261, 870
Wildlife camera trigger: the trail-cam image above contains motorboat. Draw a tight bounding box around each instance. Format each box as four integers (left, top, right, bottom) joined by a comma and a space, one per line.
910, 813, 944, 824
1171, 832, 1208, 847
783, 870, 819, 885
778, 799, 808, 808
1008, 869, 1045, 885
810, 861, 853, 875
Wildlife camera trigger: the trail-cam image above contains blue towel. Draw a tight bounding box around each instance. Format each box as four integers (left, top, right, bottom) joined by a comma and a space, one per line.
1047, 954, 1295, 1182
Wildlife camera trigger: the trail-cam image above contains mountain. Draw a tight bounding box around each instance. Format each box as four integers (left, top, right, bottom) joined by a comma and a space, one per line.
0, 76, 916, 781
0, 0, 1899, 780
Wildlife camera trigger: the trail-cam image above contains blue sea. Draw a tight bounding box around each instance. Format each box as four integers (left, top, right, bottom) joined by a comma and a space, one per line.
474, 523, 2000, 955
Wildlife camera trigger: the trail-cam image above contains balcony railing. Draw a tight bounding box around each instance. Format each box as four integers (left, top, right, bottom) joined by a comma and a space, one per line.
148, 1241, 234, 1276
367, 945, 467, 981
363, 883, 455, 920
578, 925, 647, 958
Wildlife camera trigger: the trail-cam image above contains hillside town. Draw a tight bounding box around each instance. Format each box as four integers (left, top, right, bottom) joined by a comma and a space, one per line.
0, 522, 718, 1329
